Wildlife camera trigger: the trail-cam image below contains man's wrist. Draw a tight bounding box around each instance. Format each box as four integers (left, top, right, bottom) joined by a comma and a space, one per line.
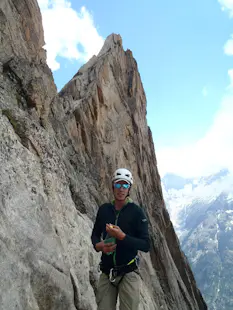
95, 241, 104, 252
118, 232, 126, 240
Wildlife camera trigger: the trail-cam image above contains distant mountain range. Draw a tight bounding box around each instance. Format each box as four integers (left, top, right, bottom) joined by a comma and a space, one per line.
162, 169, 233, 310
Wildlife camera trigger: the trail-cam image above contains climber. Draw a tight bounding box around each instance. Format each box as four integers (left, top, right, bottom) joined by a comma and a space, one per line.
91, 168, 150, 310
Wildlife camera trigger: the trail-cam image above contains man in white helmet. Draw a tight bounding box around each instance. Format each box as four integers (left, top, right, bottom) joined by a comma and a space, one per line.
91, 168, 150, 310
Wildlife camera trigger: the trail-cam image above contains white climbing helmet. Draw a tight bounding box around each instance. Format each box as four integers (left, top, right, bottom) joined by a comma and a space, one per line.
112, 168, 133, 185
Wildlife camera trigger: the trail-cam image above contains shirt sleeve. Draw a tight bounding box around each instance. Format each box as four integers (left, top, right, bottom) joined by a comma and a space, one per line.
119, 207, 150, 252
91, 207, 102, 251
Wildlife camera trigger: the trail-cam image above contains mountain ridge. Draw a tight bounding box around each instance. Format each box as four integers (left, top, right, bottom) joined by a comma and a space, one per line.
0, 1, 206, 309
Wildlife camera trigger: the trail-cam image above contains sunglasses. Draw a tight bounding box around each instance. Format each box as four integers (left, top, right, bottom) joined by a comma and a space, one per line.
114, 183, 130, 189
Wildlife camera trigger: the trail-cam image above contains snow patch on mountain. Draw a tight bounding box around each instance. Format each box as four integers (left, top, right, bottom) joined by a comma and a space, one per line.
163, 169, 233, 230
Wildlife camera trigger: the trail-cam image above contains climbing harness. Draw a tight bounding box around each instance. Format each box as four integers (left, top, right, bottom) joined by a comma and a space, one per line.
108, 256, 140, 286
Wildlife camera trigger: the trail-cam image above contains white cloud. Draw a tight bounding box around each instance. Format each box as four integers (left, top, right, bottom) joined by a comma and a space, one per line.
157, 2, 233, 178
38, 0, 104, 71
202, 86, 208, 97
227, 69, 233, 87
157, 87, 233, 178
218, 0, 233, 17
221, 3, 233, 87
224, 36, 233, 55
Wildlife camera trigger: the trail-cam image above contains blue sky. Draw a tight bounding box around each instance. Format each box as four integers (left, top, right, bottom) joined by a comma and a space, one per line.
72, 0, 232, 147
38, 0, 233, 178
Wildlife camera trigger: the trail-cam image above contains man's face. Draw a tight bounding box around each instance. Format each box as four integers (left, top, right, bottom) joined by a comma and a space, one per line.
113, 180, 130, 201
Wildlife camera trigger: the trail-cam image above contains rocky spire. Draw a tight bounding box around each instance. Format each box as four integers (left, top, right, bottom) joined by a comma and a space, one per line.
97, 33, 123, 56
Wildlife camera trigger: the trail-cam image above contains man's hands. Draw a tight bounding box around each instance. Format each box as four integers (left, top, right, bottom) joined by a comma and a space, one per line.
106, 224, 126, 241
95, 241, 117, 254
95, 224, 126, 254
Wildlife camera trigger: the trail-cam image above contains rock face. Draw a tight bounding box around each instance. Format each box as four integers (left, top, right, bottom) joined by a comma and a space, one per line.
163, 170, 233, 310
0, 0, 207, 309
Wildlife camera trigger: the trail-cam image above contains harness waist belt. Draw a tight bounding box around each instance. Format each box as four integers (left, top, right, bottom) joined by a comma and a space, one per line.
100, 261, 138, 277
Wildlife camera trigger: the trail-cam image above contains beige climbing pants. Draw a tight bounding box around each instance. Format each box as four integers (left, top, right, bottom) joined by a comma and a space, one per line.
96, 270, 140, 310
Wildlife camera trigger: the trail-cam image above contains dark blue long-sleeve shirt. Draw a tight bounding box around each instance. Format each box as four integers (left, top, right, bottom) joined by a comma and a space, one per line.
91, 202, 150, 271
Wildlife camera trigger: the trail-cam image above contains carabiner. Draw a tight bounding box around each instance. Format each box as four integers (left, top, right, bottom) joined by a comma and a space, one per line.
109, 268, 116, 283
